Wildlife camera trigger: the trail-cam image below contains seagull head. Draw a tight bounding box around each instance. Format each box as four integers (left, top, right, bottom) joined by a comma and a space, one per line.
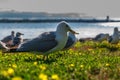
16, 32, 24, 38
113, 27, 119, 35
57, 21, 79, 34
11, 31, 15, 36
114, 27, 118, 32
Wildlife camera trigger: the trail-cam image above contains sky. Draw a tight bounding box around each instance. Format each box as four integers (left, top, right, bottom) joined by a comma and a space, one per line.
0, 0, 119, 18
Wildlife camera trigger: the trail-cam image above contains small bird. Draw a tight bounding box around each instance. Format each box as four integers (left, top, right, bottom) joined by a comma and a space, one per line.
108, 27, 119, 44
1, 31, 15, 45
94, 33, 109, 42
13, 32, 24, 46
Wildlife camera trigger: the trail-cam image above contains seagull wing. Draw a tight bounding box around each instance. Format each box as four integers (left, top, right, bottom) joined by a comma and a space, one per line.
1, 35, 12, 43
94, 33, 103, 40
64, 32, 77, 49
17, 32, 58, 52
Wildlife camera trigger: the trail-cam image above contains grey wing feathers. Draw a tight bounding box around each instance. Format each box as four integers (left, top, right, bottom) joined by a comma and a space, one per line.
17, 32, 58, 52
38, 32, 56, 40
64, 36, 74, 49
94, 34, 103, 40
64, 32, 77, 49
1, 35, 12, 43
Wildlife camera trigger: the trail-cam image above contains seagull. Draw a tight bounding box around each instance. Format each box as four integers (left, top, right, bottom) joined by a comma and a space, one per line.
13, 32, 24, 46
1, 31, 15, 45
108, 27, 119, 44
16, 21, 78, 58
94, 33, 109, 42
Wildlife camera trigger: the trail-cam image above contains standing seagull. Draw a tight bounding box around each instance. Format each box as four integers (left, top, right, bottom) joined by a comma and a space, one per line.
94, 33, 109, 42
16, 21, 78, 56
108, 27, 119, 44
1, 31, 15, 45
13, 32, 24, 46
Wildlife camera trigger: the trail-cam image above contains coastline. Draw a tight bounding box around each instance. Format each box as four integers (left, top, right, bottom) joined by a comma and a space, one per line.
0, 18, 120, 23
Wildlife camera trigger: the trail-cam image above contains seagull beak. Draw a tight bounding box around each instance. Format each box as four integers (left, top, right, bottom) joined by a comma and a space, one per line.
69, 29, 79, 34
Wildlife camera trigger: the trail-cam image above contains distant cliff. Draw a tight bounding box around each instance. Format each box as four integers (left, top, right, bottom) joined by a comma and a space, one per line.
0, 11, 81, 19
0, 11, 119, 23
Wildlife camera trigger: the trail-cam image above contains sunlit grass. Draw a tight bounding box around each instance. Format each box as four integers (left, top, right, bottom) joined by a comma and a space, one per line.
0, 41, 120, 80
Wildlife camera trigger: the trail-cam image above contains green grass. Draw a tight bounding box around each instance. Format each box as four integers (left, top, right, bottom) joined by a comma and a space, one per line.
0, 41, 120, 80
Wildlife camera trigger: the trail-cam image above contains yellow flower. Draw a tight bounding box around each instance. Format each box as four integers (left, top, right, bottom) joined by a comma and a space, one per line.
12, 64, 17, 68
69, 64, 74, 67
39, 73, 48, 80
78, 53, 82, 55
91, 51, 95, 54
69, 49, 73, 52
105, 63, 110, 67
7, 68, 14, 75
88, 49, 93, 51
12, 77, 23, 80
9, 64, 12, 67
119, 68, 120, 71
37, 55, 41, 59
40, 65, 46, 70
34, 62, 37, 65
80, 65, 84, 68
1, 70, 9, 77
51, 74, 60, 80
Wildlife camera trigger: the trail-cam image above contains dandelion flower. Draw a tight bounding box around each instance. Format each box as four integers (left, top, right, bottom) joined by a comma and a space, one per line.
88, 49, 93, 51
51, 74, 60, 80
12, 76, 23, 80
34, 62, 37, 65
69, 64, 74, 67
80, 65, 84, 68
78, 53, 82, 55
119, 68, 120, 71
69, 49, 73, 53
105, 63, 110, 67
37, 55, 41, 59
12, 64, 17, 68
1, 70, 9, 77
39, 73, 48, 80
9, 64, 12, 67
7, 68, 14, 75
40, 65, 46, 70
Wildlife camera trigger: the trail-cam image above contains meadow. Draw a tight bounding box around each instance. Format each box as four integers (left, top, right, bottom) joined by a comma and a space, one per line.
0, 41, 120, 80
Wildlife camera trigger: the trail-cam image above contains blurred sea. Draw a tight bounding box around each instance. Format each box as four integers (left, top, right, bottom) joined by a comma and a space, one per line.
0, 22, 120, 40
